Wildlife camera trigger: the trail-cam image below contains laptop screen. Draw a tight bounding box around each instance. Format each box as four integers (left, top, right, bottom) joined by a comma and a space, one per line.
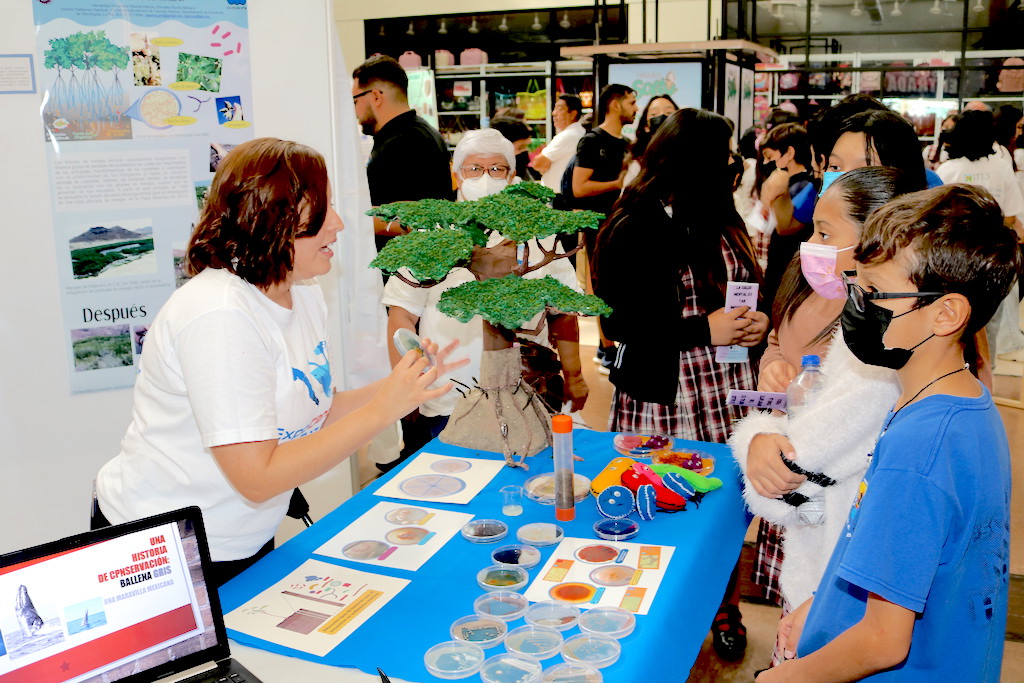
0, 507, 230, 683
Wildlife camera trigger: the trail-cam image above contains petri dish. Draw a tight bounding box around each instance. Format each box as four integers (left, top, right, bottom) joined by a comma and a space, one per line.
479, 652, 543, 683
541, 662, 603, 683
523, 600, 580, 632
548, 582, 597, 604
423, 640, 486, 679
588, 565, 636, 588
612, 433, 673, 457
491, 544, 542, 569
523, 473, 592, 505
474, 591, 530, 622
577, 606, 636, 640
592, 518, 639, 542
652, 449, 715, 476
462, 519, 509, 544
477, 564, 530, 592
516, 523, 564, 547
504, 624, 563, 660
450, 614, 508, 649
560, 634, 621, 669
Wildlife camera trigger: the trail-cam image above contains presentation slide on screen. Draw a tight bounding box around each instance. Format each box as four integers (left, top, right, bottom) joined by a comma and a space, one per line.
0, 522, 202, 683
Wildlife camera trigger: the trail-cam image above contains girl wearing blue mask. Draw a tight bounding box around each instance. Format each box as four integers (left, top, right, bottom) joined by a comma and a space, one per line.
730, 167, 923, 668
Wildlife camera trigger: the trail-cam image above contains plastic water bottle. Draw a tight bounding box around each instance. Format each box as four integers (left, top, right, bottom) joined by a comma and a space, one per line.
786, 354, 823, 418
787, 355, 826, 525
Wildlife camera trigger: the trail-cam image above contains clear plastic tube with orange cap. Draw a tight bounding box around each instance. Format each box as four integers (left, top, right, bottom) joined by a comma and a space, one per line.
552, 414, 575, 521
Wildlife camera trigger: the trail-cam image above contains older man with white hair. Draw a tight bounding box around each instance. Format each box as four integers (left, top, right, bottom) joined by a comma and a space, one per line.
378, 129, 589, 471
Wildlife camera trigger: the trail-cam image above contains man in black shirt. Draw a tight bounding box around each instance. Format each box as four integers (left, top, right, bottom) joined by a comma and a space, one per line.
352, 55, 454, 252
567, 84, 636, 371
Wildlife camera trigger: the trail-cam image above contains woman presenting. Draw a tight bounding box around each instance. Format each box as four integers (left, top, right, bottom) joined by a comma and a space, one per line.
94, 138, 464, 586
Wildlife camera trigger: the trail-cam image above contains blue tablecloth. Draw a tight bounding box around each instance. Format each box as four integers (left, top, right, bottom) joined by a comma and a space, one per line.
220, 429, 749, 682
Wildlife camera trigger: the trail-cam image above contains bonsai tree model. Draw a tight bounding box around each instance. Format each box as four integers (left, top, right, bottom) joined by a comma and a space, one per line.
369, 182, 610, 467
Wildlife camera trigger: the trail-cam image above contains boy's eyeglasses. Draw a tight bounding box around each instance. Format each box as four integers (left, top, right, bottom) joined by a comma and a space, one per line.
841, 271, 943, 313
352, 89, 377, 102
461, 164, 511, 180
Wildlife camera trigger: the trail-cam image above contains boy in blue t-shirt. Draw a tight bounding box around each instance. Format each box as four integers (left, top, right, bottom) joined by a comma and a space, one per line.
757, 184, 1020, 682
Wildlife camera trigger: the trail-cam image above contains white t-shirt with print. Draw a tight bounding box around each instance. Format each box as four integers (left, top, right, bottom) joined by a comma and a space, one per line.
540, 121, 586, 192
97, 268, 334, 561
937, 153, 1024, 220
383, 233, 581, 417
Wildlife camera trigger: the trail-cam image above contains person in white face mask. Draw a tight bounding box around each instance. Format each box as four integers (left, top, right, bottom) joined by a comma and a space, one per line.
379, 129, 588, 472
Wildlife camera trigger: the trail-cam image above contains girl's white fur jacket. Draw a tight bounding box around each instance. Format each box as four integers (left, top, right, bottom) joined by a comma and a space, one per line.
729, 332, 899, 607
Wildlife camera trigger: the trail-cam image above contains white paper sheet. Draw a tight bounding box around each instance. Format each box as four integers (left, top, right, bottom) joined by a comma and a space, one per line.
373, 452, 505, 505
313, 502, 473, 571
223, 560, 408, 656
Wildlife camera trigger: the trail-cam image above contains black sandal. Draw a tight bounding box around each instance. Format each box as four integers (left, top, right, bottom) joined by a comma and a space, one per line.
711, 603, 747, 662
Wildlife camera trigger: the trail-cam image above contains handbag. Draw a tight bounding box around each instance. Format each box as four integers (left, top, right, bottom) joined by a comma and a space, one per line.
517, 79, 548, 120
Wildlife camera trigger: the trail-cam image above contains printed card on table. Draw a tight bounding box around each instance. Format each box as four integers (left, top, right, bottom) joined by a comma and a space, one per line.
224, 559, 408, 656
716, 281, 759, 363
314, 502, 473, 571
373, 452, 504, 505
523, 537, 675, 615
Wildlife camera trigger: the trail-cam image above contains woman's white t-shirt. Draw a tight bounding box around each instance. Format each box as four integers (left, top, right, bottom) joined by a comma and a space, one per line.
97, 268, 334, 561
937, 153, 1024, 220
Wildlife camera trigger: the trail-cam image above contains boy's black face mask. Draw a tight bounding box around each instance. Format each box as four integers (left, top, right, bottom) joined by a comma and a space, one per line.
840, 295, 935, 369
761, 160, 777, 177
648, 114, 668, 135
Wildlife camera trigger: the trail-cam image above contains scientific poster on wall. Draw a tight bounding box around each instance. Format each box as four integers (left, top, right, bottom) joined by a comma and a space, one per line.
406, 68, 438, 130
607, 62, 702, 140
724, 63, 741, 143
33, 0, 255, 393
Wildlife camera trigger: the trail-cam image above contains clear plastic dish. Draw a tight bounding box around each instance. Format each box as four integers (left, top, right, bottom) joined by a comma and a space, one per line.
477, 564, 530, 592
479, 652, 543, 683
523, 473, 592, 505
516, 522, 564, 547
523, 600, 580, 632
462, 519, 509, 544
612, 433, 673, 457
593, 518, 639, 542
560, 634, 621, 669
577, 606, 636, 639
423, 640, 486, 679
491, 543, 542, 569
541, 662, 604, 683
474, 591, 530, 622
450, 614, 508, 649
503, 624, 563, 660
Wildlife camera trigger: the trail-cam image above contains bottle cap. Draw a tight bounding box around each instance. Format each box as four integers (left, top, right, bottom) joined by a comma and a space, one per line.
800, 354, 821, 367
552, 415, 572, 433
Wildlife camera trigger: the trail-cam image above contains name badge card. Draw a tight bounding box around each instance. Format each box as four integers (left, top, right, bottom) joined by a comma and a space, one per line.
715, 281, 759, 363
726, 389, 787, 410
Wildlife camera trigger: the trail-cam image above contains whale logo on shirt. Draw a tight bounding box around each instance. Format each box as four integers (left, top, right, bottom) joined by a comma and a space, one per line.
292, 340, 332, 406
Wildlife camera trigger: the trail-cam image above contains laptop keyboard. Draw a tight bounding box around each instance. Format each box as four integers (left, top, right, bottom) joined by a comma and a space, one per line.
181, 665, 256, 683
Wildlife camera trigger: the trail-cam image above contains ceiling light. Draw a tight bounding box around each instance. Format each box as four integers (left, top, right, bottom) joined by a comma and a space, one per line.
930, 0, 942, 13
406, 20, 415, 36
891, 0, 902, 16
438, 18, 447, 35
499, 15, 509, 32
532, 13, 542, 31
560, 11, 571, 29
468, 17, 479, 34
851, 0, 863, 16
378, 23, 385, 37
972, 0, 985, 11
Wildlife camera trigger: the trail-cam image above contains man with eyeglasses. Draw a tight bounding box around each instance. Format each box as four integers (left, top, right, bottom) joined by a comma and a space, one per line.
380, 129, 588, 473
352, 55, 454, 253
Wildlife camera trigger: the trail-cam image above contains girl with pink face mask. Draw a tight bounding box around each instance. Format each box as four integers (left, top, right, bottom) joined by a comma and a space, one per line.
729, 167, 925, 669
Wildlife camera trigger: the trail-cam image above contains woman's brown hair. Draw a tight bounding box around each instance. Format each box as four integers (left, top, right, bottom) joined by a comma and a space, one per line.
186, 137, 329, 289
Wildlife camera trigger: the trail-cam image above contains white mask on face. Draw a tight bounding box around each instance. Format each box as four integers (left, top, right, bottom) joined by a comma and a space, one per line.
459, 174, 509, 202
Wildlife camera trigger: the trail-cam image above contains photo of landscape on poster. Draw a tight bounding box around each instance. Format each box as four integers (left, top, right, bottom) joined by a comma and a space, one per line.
224, 559, 409, 657
33, 0, 255, 392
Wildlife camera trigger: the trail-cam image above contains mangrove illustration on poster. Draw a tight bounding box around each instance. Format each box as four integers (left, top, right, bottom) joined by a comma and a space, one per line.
34, 0, 255, 392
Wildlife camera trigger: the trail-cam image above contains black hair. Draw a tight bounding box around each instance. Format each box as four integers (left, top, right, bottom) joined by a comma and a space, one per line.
833, 110, 927, 190
489, 116, 532, 143
598, 83, 635, 121
739, 127, 760, 160
857, 184, 1022, 337
632, 94, 678, 160
760, 123, 812, 170
558, 94, 583, 118
766, 108, 800, 130
352, 54, 408, 97
807, 93, 887, 168
772, 166, 926, 336
946, 110, 997, 162
599, 108, 762, 306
